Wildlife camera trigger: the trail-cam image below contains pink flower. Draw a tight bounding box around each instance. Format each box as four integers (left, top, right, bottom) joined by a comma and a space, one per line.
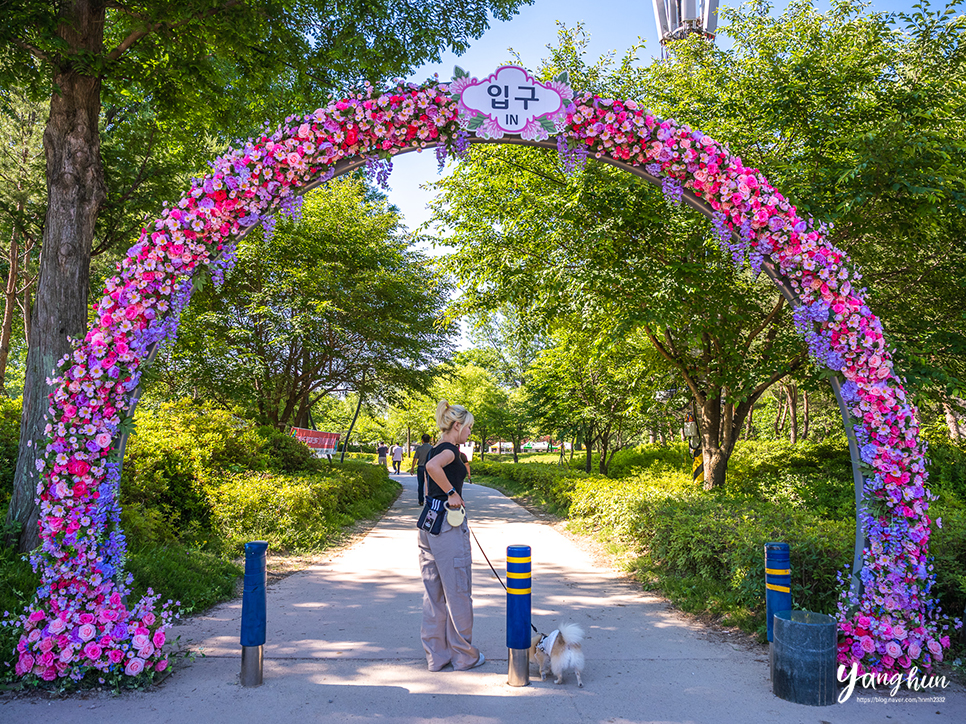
155, 658, 169, 673
28, 610, 46, 623
108, 649, 124, 664
47, 617, 66, 635
885, 641, 902, 658
109, 592, 122, 608
142, 612, 156, 626
860, 636, 876, 653
152, 630, 165, 648
79, 613, 95, 625
138, 643, 155, 659
132, 633, 150, 650
78, 623, 96, 641
84, 642, 103, 661
927, 639, 943, 656
124, 657, 145, 676
15, 654, 35, 676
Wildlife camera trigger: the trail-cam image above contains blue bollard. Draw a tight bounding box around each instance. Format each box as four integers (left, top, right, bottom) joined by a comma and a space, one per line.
765, 542, 792, 642
506, 544, 531, 687
241, 541, 268, 686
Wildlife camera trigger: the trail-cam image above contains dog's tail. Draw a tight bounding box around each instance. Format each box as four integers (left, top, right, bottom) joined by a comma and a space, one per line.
557, 623, 584, 645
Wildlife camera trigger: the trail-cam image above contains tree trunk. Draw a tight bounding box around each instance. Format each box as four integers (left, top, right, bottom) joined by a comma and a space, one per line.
7, 1, 107, 552
293, 389, 311, 428
698, 390, 757, 490
802, 390, 810, 440
658, 425, 666, 445
943, 396, 964, 441
745, 402, 755, 440
0, 224, 20, 391
786, 382, 798, 444
648, 425, 657, 444
775, 392, 786, 437
597, 424, 611, 475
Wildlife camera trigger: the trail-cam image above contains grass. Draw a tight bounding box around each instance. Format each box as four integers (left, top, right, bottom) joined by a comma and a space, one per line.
126, 544, 242, 615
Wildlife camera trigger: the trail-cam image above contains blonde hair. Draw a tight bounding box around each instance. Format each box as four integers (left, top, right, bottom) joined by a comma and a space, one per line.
436, 399, 474, 434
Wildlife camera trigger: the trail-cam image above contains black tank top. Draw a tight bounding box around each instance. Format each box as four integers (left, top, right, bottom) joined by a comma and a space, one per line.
425, 442, 467, 500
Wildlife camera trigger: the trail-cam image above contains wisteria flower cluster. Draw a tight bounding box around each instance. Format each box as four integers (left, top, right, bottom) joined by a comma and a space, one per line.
10, 75, 956, 682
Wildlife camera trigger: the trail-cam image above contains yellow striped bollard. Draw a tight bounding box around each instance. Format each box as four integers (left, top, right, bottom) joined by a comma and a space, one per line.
765, 542, 792, 641
506, 544, 531, 687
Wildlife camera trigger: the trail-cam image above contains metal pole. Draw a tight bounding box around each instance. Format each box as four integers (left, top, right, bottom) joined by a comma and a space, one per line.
506, 544, 531, 687
241, 541, 269, 686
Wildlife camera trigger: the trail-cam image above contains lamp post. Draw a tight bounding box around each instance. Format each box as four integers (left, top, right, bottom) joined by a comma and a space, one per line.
652, 0, 720, 47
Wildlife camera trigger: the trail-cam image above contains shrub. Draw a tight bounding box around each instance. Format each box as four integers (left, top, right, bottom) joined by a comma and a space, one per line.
121, 399, 267, 544
597, 443, 690, 479
207, 462, 397, 553
126, 543, 242, 615
474, 460, 593, 515
258, 425, 314, 472
0, 397, 22, 505
930, 509, 966, 635
922, 433, 966, 509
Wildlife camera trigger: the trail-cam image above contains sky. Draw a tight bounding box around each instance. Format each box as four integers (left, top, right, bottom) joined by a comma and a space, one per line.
381, 0, 914, 238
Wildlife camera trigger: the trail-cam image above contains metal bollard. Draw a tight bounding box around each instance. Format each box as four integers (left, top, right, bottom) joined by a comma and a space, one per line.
765, 542, 792, 642
241, 541, 269, 686
506, 544, 531, 687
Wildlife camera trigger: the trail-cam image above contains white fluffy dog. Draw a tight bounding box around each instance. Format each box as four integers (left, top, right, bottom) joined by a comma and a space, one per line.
529, 623, 585, 686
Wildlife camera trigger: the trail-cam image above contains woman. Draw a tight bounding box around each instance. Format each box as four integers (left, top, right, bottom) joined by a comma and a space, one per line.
418, 399, 485, 672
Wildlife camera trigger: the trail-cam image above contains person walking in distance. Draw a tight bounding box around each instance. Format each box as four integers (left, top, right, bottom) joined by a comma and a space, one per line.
377, 441, 389, 469
409, 433, 433, 505
391, 442, 404, 474
418, 400, 485, 672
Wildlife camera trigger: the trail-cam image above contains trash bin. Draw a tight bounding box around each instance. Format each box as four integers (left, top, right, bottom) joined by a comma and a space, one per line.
770, 610, 837, 706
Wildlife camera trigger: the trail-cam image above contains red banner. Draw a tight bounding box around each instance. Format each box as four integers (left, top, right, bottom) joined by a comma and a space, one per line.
290, 428, 340, 455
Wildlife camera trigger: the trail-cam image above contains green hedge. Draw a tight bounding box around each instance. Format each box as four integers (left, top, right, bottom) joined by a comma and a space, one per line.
481, 440, 966, 641
473, 459, 596, 515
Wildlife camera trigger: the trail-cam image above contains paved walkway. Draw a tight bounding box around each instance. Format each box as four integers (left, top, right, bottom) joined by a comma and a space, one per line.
2, 474, 964, 723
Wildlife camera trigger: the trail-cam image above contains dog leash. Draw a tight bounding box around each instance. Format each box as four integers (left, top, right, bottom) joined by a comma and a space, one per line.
469, 525, 540, 634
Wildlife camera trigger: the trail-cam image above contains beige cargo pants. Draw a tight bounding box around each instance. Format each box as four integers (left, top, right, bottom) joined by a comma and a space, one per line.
418, 516, 480, 671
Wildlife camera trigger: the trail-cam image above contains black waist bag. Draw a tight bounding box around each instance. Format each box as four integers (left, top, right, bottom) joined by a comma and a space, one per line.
417, 497, 446, 535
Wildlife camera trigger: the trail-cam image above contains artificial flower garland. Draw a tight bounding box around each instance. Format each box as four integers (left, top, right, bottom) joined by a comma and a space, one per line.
6, 78, 957, 682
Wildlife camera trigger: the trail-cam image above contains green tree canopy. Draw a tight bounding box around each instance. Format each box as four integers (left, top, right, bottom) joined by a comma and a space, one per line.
4, 0, 533, 551
155, 176, 452, 428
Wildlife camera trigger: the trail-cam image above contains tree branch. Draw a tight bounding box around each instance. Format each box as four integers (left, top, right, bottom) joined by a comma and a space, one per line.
106, 0, 246, 62
744, 296, 785, 352
645, 324, 704, 404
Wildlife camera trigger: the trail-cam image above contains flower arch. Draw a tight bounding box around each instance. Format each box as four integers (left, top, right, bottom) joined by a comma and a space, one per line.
10, 69, 957, 683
